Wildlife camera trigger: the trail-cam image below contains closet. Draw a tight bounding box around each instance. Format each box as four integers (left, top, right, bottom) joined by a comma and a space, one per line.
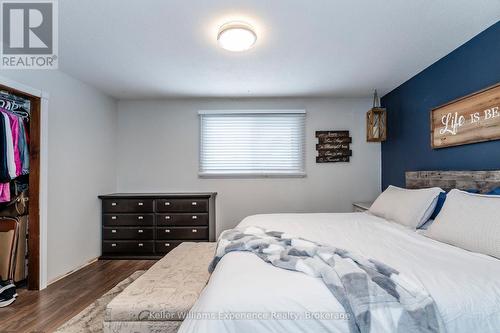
0, 84, 41, 290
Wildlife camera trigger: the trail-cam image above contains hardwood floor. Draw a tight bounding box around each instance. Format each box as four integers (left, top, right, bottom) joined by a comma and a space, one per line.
0, 260, 156, 333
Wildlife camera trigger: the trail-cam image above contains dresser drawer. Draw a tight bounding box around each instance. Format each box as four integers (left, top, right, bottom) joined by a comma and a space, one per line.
157, 227, 208, 240
103, 227, 154, 240
157, 213, 208, 226
102, 199, 154, 213
156, 199, 208, 213
154, 241, 183, 254
102, 241, 154, 254
103, 214, 154, 226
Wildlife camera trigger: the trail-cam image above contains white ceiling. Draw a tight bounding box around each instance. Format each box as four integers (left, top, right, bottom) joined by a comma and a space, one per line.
59, 0, 500, 99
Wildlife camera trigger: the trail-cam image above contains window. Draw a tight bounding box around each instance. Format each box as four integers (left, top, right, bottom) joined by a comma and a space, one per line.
199, 110, 306, 177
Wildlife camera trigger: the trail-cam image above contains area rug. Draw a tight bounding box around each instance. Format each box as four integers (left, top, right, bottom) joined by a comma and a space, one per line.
54, 270, 145, 333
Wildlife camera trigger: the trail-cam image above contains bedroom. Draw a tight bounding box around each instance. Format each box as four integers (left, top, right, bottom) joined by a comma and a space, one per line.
0, 0, 499, 332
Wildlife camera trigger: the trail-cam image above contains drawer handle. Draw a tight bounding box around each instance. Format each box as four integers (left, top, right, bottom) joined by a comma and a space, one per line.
165, 243, 170, 247
111, 229, 117, 233
165, 216, 171, 220
164, 202, 170, 206
111, 216, 117, 220
192, 216, 198, 220
138, 216, 144, 220
191, 202, 197, 206
111, 202, 117, 206
111, 243, 117, 247
138, 243, 144, 247
138, 229, 144, 233
165, 229, 171, 233
192, 229, 198, 233
138, 202, 144, 206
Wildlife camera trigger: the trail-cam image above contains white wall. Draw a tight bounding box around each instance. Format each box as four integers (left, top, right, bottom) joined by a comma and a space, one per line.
0, 70, 117, 283
116, 98, 381, 234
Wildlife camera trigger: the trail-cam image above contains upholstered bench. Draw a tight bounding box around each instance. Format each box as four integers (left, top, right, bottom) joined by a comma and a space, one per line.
104, 242, 216, 333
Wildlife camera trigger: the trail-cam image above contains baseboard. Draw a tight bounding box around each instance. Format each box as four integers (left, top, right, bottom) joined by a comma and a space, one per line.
47, 257, 99, 286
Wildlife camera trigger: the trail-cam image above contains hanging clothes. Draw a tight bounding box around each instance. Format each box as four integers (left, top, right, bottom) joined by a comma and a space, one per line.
4, 111, 22, 177
0, 113, 8, 182
0, 106, 30, 203
0, 112, 10, 202
0, 108, 29, 178
1, 112, 16, 179
18, 119, 29, 175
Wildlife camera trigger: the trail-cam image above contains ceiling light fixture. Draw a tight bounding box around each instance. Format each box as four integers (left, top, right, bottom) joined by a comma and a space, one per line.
217, 21, 257, 52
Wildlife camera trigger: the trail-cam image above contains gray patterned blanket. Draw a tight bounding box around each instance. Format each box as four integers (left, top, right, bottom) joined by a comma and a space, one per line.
209, 226, 445, 333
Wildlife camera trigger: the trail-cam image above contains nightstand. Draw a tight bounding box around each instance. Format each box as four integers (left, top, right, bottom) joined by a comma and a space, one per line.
352, 201, 373, 212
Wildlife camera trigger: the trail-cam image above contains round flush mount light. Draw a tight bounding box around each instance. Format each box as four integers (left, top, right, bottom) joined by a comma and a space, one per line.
217, 21, 257, 52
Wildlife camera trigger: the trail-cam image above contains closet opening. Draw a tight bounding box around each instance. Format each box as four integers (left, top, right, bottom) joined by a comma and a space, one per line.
0, 83, 41, 290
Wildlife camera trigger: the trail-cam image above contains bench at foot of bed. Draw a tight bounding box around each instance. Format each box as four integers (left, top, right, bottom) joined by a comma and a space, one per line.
104, 242, 216, 333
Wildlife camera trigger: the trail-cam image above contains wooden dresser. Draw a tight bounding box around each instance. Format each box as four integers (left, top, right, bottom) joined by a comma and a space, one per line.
98, 193, 216, 259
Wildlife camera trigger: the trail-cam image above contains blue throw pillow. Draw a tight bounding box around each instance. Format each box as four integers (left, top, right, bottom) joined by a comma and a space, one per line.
429, 192, 447, 220
487, 187, 500, 195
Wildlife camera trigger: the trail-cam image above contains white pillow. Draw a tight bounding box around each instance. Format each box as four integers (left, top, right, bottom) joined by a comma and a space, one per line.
369, 185, 443, 229
424, 189, 500, 259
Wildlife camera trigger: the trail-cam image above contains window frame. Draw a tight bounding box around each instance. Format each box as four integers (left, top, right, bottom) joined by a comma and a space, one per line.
198, 110, 307, 178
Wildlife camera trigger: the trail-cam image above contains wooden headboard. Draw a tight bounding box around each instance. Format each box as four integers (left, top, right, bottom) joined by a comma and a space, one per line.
405, 171, 500, 193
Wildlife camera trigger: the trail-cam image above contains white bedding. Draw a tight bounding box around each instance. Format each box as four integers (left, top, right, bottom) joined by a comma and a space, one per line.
178, 213, 500, 333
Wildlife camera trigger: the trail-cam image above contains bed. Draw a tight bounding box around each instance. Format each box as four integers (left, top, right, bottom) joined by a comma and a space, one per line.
178, 171, 500, 333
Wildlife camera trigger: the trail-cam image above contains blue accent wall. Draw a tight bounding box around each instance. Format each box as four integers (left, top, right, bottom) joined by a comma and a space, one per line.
381, 21, 500, 189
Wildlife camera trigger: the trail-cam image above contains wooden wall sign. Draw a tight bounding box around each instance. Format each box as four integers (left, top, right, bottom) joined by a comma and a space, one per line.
316, 131, 352, 163
431, 83, 500, 149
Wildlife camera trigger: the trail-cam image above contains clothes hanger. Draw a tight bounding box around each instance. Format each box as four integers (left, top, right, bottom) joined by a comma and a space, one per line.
0, 91, 30, 119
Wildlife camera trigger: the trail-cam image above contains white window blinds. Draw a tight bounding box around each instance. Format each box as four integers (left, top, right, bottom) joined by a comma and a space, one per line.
199, 110, 306, 177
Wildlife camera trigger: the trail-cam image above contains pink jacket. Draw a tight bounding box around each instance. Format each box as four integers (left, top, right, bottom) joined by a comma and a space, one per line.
2, 110, 22, 177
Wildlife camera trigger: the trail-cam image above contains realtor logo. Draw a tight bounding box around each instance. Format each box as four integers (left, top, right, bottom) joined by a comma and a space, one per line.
1, 0, 58, 69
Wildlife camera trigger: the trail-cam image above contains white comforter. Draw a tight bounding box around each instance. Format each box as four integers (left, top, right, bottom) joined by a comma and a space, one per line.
178, 213, 500, 333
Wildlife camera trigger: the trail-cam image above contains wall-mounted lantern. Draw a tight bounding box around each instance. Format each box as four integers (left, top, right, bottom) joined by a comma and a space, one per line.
366, 89, 387, 142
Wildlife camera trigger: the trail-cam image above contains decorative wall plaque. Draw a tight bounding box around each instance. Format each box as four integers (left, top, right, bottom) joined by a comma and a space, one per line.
431, 83, 500, 149
316, 131, 352, 163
